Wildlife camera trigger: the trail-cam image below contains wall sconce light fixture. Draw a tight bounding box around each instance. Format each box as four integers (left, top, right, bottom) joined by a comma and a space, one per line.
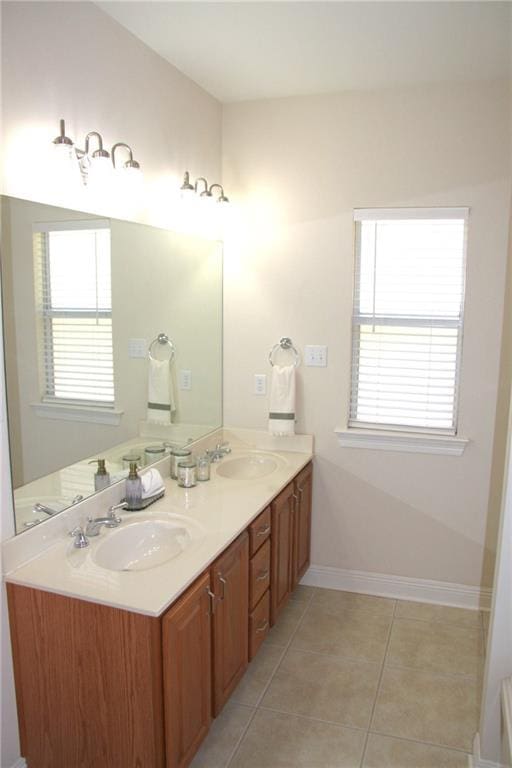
52, 119, 142, 187
180, 171, 229, 204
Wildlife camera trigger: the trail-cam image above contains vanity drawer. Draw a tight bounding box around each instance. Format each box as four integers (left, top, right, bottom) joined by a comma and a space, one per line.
249, 590, 270, 660
249, 507, 271, 556
249, 539, 270, 609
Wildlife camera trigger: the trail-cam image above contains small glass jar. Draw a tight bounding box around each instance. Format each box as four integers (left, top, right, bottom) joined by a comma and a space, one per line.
177, 460, 197, 488
144, 444, 166, 466
196, 453, 211, 482
122, 452, 142, 470
170, 448, 192, 479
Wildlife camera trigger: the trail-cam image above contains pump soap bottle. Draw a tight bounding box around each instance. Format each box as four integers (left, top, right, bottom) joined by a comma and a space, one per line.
126, 462, 142, 510
89, 459, 110, 491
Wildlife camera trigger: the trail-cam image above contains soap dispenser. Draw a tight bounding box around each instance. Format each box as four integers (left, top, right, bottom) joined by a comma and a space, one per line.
89, 459, 110, 491
125, 462, 142, 510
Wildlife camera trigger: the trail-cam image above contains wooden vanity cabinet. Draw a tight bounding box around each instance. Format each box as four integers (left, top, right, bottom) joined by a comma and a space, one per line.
292, 462, 313, 586
270, 482, 295, 625
163, 571, 212, 768
210, 531, 249, 716
7, 584, 166, 768
7, 464, 312, 768
270, 461, 313, 625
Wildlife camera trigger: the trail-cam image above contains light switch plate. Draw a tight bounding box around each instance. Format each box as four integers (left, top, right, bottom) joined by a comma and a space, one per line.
254, 374, 267, 395
305, 345, 328, 367
179, 370, 192, 390
128, 338, 147, 358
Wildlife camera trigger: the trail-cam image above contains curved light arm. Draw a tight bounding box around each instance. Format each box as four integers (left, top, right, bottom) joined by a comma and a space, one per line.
208, 183, 229, 203
112, 142, 140, 169
194, 177, 209, 195
84, 131, 107, 157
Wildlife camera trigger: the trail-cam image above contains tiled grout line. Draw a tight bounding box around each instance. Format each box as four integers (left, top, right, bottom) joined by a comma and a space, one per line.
225, 589, 316, 768
359, 598, 398, 768
256, 703, 368, 733
367, 727, 473, 756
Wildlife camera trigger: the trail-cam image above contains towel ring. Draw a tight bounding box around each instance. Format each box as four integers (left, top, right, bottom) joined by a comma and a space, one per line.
269, 337, 300, 367
149, 333, 175, 363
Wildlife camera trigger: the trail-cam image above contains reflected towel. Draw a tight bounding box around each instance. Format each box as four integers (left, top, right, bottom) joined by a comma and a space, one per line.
142, 468, 165, 499
268, 364, 296, 436
147, 358, 176, 423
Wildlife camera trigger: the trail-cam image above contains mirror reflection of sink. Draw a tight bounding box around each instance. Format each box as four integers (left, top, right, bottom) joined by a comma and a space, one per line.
216, 453, 281, 480
15, 496, 76, 532
92, 515, 204, 572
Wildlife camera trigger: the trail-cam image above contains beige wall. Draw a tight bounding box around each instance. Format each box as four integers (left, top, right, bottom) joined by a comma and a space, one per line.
223, 81, 511, 588
0, 1, 222, 228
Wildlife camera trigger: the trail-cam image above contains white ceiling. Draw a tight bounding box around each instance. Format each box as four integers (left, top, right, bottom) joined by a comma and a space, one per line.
97, 2, 511, 103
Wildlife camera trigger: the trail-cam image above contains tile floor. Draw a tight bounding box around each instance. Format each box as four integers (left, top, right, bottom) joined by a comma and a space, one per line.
191, 586, 487, 768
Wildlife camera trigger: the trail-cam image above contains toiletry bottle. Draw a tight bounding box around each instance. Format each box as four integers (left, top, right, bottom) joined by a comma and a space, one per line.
126, 462, 142, 510
89, 459, 110, 491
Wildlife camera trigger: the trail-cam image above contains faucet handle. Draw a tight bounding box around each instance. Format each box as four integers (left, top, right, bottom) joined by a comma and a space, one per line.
107, 502, 126, 525
69, 527, 89, 549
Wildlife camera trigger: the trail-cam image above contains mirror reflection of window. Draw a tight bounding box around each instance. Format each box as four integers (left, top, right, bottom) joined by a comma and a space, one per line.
33, 221, 114, 407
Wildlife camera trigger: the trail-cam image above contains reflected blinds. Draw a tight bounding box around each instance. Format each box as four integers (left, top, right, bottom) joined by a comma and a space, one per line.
33, 220, 114, 406
349, 209, 468, 433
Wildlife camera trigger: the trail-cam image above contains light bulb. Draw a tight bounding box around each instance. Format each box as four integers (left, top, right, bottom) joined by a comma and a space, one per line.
87, 154, 113, 189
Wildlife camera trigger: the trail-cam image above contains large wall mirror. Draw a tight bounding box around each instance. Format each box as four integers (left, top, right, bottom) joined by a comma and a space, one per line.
0, 196, 223, 534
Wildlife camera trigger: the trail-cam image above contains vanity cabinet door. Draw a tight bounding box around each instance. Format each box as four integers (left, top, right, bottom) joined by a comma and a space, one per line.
162, 572, 212, 768
211, 531, 249, 716
270, 481, 295, 625
292, 462, 313, 587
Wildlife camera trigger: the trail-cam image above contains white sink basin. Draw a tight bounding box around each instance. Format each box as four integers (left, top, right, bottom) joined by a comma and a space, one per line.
93, 515, 203, 572
216, 453, 280, 480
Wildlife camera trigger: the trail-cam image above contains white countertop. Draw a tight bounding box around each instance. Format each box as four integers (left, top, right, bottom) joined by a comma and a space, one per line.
4, 430, 313, 617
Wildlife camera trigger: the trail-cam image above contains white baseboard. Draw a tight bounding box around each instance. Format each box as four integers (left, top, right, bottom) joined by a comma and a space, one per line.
469, 733, 507, 768
301, 564, 492, 611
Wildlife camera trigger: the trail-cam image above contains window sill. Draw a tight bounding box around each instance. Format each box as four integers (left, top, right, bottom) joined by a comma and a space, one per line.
334, 427, 468, 456
31, 402, 124, 426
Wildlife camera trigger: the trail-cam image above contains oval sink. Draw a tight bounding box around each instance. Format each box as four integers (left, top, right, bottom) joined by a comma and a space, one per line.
93, 517, 201, 572
216, 454, 280, 480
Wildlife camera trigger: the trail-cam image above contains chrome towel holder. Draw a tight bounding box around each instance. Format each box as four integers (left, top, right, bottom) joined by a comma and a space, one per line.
269, 337, 300, 367
149, 333, 175, 363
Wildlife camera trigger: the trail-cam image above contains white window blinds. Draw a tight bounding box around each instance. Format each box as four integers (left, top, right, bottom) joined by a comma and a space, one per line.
350, 208, 468, 434
33, 220, 114, 407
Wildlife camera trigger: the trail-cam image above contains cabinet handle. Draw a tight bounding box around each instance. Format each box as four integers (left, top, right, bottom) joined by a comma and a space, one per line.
298, 487, 304, 496
256, 525, 270, 537
206, 587, 216, 615
292, 493, 299, 503
218, 575, 227, 601
256, 620, 269, 634
256, 569, 269, 581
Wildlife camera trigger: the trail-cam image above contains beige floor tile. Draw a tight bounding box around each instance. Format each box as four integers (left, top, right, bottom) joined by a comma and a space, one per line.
231, 644, 284, 706
313, 588, 395, 617
229, 708, 366, 768
363, 734, 469, 767
292, 604, 392, 663
266, 600, 308, 647
190, 702, 254, 768
290, 585, 316, 603
372, 666, 480, 751
386, 618, 483, 677
261, 648, 381, 729
395, 600, 482, 628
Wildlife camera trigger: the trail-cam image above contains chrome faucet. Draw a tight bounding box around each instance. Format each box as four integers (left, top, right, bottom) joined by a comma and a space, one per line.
85, 502, 126, 537
33, 502, 57, 517
207, 442, 232, 463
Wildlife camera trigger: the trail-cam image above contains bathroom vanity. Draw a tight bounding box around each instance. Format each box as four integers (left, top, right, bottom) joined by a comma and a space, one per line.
5, 436, 313, 768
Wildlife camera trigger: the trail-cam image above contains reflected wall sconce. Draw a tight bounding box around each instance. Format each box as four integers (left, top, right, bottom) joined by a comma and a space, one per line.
180, 171, 229, 204
52, 119, 142, 187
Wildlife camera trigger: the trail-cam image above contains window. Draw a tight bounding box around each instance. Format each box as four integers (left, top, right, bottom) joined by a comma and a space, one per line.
349, 208, 468, 435
33, 220, 114, 408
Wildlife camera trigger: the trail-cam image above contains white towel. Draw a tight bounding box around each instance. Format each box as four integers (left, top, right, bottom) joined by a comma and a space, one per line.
147, 358, 176, 423
268, 364, 296, 436
141, 468, 165, 499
